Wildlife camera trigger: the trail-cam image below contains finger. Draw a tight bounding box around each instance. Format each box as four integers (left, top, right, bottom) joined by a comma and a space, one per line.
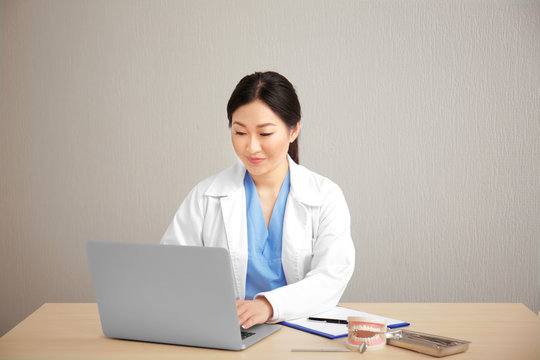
236, 302, 251, 325
241, 310, 266, 329
241, 317, 255, 329
236, 300, 250, 314
238, 308, 253, 326
236, 300, 249, 309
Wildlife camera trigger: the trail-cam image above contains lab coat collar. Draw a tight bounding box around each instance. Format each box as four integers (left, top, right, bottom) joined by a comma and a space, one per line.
288, 156, 322, 206
204, 155, 322, 207
204, 158, 246, 198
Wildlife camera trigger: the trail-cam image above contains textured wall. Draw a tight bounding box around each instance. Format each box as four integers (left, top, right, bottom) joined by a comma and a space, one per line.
1, 0, 539, 337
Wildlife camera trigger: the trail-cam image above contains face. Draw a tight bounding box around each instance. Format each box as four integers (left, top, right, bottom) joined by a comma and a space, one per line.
231, 100, 300, 179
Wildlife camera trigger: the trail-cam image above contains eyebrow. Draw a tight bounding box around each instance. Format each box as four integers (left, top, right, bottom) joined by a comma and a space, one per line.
232, 121, 277, 128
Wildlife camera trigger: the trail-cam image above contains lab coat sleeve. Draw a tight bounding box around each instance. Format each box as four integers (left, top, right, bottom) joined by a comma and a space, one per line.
160, 185, 205, 246
256, 182, 355, 322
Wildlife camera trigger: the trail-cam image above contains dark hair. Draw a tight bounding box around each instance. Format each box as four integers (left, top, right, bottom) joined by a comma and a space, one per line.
227, 71, 301, 164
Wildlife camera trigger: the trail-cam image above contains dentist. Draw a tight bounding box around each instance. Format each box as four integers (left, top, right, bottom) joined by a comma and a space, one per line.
161, 71, 355, 329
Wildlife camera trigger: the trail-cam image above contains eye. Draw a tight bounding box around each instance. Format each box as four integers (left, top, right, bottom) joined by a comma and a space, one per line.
234, 131, 246, 135
260, 133, 274, 137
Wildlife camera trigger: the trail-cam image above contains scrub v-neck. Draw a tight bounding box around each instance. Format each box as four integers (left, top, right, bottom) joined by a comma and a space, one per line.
244, 170, 290, 300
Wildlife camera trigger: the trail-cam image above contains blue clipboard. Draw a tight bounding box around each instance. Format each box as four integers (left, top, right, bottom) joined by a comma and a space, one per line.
280, 306, 410, 339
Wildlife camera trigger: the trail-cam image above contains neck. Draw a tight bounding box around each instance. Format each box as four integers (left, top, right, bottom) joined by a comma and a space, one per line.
250, 157, 289, 190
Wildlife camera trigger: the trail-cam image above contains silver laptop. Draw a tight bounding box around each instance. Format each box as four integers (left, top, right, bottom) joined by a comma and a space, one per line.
86, 241, 281, 350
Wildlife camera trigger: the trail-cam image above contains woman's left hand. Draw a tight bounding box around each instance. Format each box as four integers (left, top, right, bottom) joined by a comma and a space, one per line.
236, 297, 273, 329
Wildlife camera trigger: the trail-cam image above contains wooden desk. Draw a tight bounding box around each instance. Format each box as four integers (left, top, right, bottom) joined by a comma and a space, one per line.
0, 303, 537, 359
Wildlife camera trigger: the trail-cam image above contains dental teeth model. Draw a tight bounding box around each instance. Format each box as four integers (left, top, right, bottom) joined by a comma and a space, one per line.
346, 316, 388, 351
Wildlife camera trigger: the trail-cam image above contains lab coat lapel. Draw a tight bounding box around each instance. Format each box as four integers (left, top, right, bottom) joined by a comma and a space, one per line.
281, 195, 309, 283
205, 160, 248, 299
219, 192, 247, 299
281, 157, 321, 283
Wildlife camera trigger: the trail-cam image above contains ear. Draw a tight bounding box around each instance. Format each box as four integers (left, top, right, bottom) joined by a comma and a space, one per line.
290, 121, 301, 143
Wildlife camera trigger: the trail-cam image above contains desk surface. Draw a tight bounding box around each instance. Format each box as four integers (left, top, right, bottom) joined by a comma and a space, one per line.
0, 303, 537, 359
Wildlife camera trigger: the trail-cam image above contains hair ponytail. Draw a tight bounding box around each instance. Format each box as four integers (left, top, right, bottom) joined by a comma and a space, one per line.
288, 138, 299, 164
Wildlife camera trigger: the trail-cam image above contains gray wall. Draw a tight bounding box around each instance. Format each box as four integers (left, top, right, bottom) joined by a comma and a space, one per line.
1, 0, 539, 337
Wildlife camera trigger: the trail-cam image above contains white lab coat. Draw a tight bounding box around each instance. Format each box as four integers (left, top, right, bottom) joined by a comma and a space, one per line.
161, 156, 355, 322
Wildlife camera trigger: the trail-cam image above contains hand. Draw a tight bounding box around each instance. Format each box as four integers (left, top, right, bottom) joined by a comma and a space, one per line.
236, 297, 273, 329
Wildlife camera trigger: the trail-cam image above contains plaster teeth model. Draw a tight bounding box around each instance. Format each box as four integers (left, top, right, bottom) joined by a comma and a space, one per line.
346, 316, 387, 351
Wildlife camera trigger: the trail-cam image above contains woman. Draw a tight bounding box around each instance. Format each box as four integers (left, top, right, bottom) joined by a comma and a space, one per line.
161, 71, 355, 330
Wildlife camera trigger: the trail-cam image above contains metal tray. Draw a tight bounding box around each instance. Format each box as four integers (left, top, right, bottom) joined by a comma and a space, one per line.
387, 329, 471, 357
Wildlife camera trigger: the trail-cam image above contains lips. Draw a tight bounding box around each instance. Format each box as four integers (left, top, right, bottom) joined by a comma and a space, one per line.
247, 156, 265, 165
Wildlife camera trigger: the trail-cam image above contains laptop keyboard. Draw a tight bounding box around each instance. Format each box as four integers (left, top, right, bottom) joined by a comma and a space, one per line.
241, 331, 256, 340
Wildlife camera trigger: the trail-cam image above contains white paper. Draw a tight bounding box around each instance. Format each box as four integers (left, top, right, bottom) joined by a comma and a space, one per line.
285, 306, 408, 337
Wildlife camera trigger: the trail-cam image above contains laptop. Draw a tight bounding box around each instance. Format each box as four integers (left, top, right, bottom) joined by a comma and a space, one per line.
86, 241, 281, 350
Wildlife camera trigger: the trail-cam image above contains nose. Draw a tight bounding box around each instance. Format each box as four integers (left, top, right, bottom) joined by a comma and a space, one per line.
247, 134, 261, 153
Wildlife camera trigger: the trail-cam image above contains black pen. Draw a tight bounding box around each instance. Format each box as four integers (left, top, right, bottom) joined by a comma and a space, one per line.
308, 317, 348, 324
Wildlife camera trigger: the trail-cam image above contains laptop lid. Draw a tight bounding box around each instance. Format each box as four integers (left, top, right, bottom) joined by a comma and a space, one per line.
86, 241, 281, 350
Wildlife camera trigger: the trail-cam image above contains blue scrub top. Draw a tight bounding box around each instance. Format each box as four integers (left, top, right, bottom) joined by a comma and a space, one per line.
244, 170, 290, 300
